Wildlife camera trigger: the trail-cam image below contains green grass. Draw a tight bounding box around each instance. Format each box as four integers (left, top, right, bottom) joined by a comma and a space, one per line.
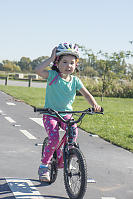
0, 85, 133, 152
73, 96, 133, 151
0, 85, 46, 108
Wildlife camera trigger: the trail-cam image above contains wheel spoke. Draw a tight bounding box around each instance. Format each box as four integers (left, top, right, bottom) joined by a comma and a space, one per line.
64, 148, 87, 197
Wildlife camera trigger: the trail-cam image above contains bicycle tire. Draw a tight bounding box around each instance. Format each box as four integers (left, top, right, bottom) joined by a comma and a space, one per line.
64, 147, 87, 199
42, 137, 58, 184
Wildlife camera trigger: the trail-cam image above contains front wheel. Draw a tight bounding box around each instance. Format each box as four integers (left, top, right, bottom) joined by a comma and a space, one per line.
64, 147, 87, 199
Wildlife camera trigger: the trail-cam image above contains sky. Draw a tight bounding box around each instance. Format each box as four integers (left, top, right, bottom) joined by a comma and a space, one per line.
0, 0, 133, 63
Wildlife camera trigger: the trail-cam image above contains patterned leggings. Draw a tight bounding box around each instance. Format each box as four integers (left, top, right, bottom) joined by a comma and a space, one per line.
42, 114, 78, 165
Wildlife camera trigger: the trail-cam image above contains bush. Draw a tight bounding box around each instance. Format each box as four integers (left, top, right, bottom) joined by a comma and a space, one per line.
108, 81, 133, 98
79, 76, 133, 98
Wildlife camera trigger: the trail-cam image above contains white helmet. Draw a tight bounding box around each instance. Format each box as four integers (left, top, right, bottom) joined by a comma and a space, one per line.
56, 42, 79, 58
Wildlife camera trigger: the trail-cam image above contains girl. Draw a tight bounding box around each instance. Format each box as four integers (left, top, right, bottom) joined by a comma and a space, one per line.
35, 43, 101, 182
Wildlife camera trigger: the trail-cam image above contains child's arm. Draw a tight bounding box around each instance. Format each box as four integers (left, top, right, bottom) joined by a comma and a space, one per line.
35, 47, 57, 79
79, 86, 101, 112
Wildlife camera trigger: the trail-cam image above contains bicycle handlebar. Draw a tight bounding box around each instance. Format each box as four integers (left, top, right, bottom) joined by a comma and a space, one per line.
34, 107, 104, 125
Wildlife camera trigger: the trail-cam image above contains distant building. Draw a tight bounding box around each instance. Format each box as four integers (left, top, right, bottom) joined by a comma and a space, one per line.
28, 74, 39, 80
15, 73, 24, 79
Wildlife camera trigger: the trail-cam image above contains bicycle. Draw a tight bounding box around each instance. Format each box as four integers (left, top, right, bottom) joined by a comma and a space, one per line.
34, 107, 104, 199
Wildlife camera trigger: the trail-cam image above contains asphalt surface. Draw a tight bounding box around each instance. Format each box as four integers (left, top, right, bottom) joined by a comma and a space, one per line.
0, 79, 46, 88
0, 90, 133, 199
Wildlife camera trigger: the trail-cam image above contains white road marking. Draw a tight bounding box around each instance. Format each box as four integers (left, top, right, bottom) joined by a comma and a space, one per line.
13, 124, 21, 127
6, 178, 44, 199
20, 130, 36, 140
30, 118, 44, 127
5, 116, 16, 123
30, 117, 65, 132
87, 178, 96, 183
102, 197, 116, 199
0, 110, 6, 115
35, 143, 43, 146
6, 102, 16, 106
89, 133, 99, 137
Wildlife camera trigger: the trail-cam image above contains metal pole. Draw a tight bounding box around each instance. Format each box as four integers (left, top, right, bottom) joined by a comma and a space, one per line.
28, 78, 32, 87
5, 76, 8, 86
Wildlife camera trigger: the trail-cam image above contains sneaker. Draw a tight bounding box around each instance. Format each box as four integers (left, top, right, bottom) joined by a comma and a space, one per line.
38, 164, 50, 182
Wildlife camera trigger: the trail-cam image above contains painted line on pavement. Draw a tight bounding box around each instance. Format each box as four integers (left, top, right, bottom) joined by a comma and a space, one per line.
4, 116, 36, 140
5, 116, 16, 123
87, 178, 96, 183
6, 178, 44, 199
6, 102, 16, 106
0, 110, 6, 115
30, 118, 44, 127
30, 117, 65, 132
5, 177, 117, 199
20, 130, 36, 140
102, 197, 116, 199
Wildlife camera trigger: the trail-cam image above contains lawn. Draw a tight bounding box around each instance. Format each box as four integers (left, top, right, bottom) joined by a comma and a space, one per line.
0, 85, 133, 152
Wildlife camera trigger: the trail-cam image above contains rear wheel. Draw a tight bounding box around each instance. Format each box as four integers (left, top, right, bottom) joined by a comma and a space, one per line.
64, 148, 87, 199
42, 137, 58, 184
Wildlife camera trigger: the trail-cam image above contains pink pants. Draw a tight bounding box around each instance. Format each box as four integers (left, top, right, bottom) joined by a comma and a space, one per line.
42, 114, 78, 165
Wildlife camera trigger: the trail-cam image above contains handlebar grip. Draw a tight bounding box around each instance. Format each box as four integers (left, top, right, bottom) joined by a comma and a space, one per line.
89, 107, 104, 112
34, 107, 55, 114
93, 107, 104, 112
101, 107, 104, 112
34, 107, 37, 112
91, 107, 94, 112
34, 107, 45, 112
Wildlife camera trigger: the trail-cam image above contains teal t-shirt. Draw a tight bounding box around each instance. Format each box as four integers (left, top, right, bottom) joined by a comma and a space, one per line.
44, 70, 84, 113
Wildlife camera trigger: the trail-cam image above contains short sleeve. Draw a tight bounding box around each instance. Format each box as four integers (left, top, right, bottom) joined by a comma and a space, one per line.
75, 76, 84, 91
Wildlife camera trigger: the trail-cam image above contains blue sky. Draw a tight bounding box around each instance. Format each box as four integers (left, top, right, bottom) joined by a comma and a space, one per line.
0, 0, 133, 62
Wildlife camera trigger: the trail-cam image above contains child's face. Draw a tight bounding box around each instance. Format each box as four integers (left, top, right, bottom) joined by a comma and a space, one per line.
57, 55, 76, 75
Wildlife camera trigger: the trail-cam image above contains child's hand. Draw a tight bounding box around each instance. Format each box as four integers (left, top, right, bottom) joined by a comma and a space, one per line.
93, 104, 102, 112
50, 47, 57, 62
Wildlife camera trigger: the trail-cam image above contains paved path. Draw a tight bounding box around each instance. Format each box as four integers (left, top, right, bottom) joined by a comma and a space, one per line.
0, 79, 47, 88
0, 91, 133, 199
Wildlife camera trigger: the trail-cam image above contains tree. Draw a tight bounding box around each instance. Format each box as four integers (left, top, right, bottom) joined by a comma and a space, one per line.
83, 66, 98, 77
13, 64, 21, 72
78, 46, 118, 101
18, 57, 32, 72
98, 59, 115, 101
78, 45, 98, 71
127, 64, 133, 79
0, 62, 3, 70
31, 56, 49, 71
2, 60, 21, 72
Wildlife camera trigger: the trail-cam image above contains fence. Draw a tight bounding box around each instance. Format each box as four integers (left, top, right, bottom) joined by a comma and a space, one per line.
0, 76, 8, 86
0, 76, 33, 87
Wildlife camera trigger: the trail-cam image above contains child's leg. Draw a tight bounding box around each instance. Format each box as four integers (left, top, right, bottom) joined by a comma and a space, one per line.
42, 115, 60, 165
61, 114, 78, 142
57, 115, 78, 168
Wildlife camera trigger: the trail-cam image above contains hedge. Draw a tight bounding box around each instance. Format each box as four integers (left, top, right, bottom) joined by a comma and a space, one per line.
79, 77, 133, 98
